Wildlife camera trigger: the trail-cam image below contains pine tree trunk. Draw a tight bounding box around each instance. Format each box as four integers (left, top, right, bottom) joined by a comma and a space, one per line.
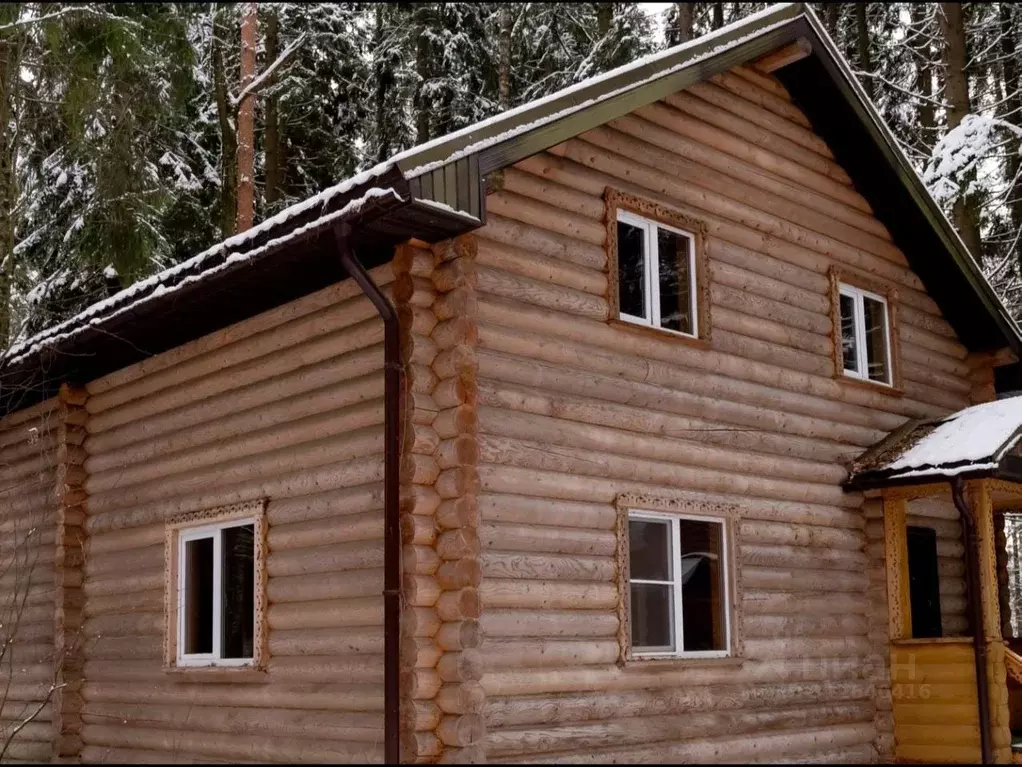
498, 4, 512, 110
264, 8, 281, 208
939, 1, 985, 259
855, 3, 874, 101
911, 3, 935, 148
236, 2, 257, 233
414, 5, 431, 145
675, 3, 694, 44
712, 2, 724, 30
213, 17, 238, 239
596, 3, 612, 37
372, 4, 391, 162
999, 2, 1022, 243
0, 18, 18, 348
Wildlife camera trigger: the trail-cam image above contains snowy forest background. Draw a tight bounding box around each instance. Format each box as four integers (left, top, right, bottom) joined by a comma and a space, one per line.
1, 2, 1022, 349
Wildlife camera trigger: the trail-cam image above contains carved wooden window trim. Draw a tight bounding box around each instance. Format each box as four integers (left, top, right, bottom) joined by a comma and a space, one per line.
615, 493, 742, 665
828, 265, 904, 395
605, 188, 711, 347
164, 499, 268, 671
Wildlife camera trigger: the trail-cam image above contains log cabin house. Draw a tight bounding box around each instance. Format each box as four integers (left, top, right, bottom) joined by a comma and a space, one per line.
4, 2, 1022, 763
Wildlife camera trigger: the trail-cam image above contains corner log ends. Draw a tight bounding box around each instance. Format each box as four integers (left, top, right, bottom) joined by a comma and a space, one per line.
53, 383, 88, 761
396, 235, 485, 763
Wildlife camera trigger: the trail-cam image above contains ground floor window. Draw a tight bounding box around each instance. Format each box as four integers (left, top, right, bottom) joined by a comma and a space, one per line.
165, 500, 266, 669
627, 509, 730, 658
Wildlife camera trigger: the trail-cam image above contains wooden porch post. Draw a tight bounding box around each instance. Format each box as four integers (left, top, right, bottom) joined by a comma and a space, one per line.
883, 496, 911, 640
971, 480, 1013, 763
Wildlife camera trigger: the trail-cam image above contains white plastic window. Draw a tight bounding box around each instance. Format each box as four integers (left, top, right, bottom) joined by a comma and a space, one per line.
177, 519, 257, 667
628, 510, 730, 658
839, 283, 892, 385
616, 209, 698, 338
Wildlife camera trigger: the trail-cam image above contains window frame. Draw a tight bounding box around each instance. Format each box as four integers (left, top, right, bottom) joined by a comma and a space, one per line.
164, 500, 267, 671
838, 282, 893, 386
626, 508, 732, 660
605, 188, 711, 347
176, 518, 257, 668
828, 266, 902, 394
615, 209, 699, 339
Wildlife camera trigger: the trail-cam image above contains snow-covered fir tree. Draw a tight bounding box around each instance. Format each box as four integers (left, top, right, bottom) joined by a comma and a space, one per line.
8, 2, 1022, 339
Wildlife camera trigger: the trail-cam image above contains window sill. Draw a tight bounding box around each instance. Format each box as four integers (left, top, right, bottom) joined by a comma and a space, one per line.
835, 372, 904, 398
609, 317, 710, 349
891, 637, 972, 647
164, 666, 269, 683
621, 655, 743, 671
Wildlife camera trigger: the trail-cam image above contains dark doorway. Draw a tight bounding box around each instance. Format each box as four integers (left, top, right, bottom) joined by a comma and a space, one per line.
907, 525, 942, 639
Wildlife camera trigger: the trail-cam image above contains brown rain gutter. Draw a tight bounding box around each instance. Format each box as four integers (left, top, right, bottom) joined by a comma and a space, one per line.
333, 223, 402, 764
950, 477, 993, 764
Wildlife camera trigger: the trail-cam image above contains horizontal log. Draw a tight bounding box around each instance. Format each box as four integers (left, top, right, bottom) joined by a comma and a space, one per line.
480, 579, 618, 610
82, 702, 383, 743
582, 120, 895, 266
481, 550, 615, 582
268, 540, 384, 578
487, 702, 872, 758
478, 493, 615, 531
270, 510, 383, 552
80, 723, 382, 763
506, 723, 876, 764
479, 213, 605, 271
269, 597, 382, 631
480, 609, 618, 638
86, 263, 392, 396
477, 263, 606, 322
477, 405, 846, 489
88, 287, 387, 417
88, 402, 384, 496
476, 346, 879, 449
679, 79, 842, 170
475, 299, 916, 431
269, 627, 381, 657
89, 314, 385, 438
485, 677, 872, 723
742, 566, 869, 593
482, 639, 620, 669
478, 432, 855, 508
263, 480, 375, 527
88, 368, 384, 473
487, 190, 604, 248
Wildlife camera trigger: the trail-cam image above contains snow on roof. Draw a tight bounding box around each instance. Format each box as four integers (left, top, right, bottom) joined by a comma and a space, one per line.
850, 396, 1022, 485
397, 3, 798, 178
3, 183, 401, 367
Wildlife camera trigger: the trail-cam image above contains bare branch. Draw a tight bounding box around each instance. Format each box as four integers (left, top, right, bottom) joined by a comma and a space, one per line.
230, 32, 307, 109
0, 5, 141, 32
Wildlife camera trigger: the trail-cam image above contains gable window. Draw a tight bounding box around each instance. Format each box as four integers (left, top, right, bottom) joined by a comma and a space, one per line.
839, 282, 892, 385
616, 209, 698, 337
627, 510, 730, 658
166, 501, 266, 669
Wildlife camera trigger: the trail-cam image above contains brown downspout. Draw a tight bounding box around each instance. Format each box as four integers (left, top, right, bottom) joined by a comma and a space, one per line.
334, 223, 402, 764
950, 477, 993, 764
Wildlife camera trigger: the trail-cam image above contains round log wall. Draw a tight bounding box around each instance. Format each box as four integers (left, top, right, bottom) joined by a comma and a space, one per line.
0, 398, 59, 763
78, 267, 393, 763
471, 63, 986, 763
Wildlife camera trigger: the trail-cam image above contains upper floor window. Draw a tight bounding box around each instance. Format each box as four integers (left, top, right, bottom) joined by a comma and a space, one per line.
616, 209, 699, 338
839, 282, 892, 385
627, 510, 730, 658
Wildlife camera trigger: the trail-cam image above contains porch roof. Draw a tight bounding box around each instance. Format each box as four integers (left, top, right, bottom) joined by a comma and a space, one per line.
847, 396, 1022, 489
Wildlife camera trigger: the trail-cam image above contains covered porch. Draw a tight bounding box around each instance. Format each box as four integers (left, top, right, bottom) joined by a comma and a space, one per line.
849, 397, 1022, 764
